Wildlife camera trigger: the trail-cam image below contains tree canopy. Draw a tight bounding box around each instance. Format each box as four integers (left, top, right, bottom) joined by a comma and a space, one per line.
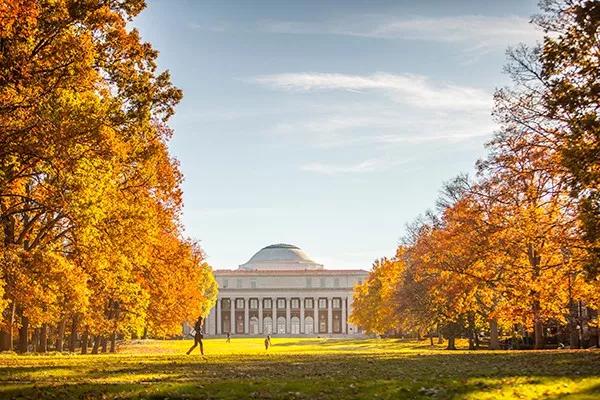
0, 0, 217, 353
351, 0, 599, 350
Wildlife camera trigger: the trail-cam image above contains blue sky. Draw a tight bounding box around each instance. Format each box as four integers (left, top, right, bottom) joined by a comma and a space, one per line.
133, 0, 541, 270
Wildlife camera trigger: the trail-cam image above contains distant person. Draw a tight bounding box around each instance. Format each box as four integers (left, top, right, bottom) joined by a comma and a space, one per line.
226, 332, 231, 343
186, 316, 204, 356
264, 334, 271, 350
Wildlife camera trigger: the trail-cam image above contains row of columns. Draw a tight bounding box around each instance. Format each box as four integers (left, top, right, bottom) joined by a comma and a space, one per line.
212, 296, 348, 335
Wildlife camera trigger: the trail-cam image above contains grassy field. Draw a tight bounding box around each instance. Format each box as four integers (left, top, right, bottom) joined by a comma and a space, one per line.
1, 338, 599, 399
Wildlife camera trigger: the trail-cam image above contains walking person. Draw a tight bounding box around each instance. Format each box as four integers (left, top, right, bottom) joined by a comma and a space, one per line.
186, 316, 205, 356
264, 334, 271, 350
226, 332, 231, 343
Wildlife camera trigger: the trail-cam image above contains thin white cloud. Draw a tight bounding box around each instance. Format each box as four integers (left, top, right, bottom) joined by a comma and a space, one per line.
251, 72, 491, 111
260, 15, 540, 49
301, 158, 404, 175
362, 16, 536, 43
191, 207, 279, 217
265, 101, 497, 148
374, 126, 494, 144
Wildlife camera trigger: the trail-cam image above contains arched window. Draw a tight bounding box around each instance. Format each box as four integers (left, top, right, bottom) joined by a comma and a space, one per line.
304, 316, 314, 334
249, 317, 259, 335
249, 298, 258, 309
291, 317, 300, 334
277, 316, 286, 334
222, 313, 231, 334
319, 313, 327, 333
304, 298, 314, 309
290, 298, 300, 309
236, 313, 244, 334
333, 313, 341, 333
263, 317, 273, 334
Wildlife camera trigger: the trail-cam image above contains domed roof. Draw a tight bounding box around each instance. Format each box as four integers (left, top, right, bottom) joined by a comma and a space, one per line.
239, 243, 324, 271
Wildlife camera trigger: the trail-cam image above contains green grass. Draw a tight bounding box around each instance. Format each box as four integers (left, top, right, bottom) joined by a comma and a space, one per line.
1, 338, 599, 399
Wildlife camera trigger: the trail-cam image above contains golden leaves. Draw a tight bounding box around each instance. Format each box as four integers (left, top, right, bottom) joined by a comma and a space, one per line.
0, 0, 214, 348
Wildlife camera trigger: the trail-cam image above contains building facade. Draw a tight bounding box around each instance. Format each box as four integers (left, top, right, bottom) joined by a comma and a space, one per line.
204, 244, 368, 336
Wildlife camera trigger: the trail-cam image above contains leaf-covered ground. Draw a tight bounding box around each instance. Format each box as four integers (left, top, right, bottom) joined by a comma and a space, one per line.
0, 338, 599, 399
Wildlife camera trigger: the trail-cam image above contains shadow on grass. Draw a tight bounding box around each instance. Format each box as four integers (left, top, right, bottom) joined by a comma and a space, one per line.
544, 383, 600, 400
2, 376, 600, 400
269, 338, 454, 351
1, 350, 599, 399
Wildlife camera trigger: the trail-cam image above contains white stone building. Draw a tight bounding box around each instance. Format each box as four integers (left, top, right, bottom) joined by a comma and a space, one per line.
204, 244, 368, 336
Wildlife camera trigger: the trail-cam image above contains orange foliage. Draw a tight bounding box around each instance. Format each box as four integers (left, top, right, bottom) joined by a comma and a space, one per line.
0, 0, 216, 352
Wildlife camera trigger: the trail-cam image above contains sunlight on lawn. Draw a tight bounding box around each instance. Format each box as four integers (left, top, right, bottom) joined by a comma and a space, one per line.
119, 337, 445, 355
1, 338, 599, 399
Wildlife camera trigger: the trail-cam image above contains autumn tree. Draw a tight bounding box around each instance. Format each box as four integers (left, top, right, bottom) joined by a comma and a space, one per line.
488, 0, 598, 347
350, 257, 403, 335
395, 235, 457, 347
537, 0, 600, 275
350, 0, 598, 351
0, 0, 216, 353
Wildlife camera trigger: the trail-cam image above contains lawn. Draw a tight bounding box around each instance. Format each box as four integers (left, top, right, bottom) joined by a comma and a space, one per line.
0, 338, 599, 399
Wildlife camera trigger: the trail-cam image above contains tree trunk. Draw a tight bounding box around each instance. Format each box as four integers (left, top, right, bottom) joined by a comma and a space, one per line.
446, 335, 456, 350
533, 300, 544, 350
110, 331, 117, 353
568, 302, 579, 349
429, 331, 434, 346
9, 303, 15, 351
56, 319, 66, 352
569, 328, 580, 349
33, 328, 40, 352
69, 317, 78, 352
143, 326, 148, 340
533, 299, 544, 349
91, 335, 100, 354
0, 331, 9, 351
0, 302, 16, 351
467, 314, 476, 350
534, 320, 544, 349
529, 244, 544, 350
40, 324, 48, 353
489, 319, 499, 350
101, 337, 107, 353
81, 327, 89, 354
18, 316, 29, 353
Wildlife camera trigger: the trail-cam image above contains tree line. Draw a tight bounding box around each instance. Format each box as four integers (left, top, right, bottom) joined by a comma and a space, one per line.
350, 0, 599, 350
0, 0, 218, 353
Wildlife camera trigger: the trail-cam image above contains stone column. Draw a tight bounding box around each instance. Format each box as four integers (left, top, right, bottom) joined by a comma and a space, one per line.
347, 295, 354, 334
244, 297, 249, 335
341, 296, 347, 334
313, 301, 318, 334
210, 299, 216, 335
272, 298, 276, 334
216, 299, 221, 335
204, 307, 211, 335
300, 297, 305, 334
230, 298, 235, 334
286, 297, 291, 334
327, 297, 333, 334
258, 298, 263, 334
